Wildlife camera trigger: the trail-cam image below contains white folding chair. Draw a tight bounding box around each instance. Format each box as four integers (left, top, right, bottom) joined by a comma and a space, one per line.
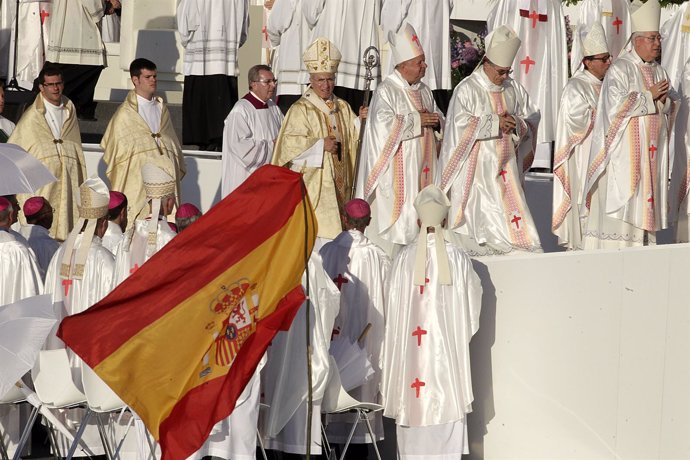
321, 356, 383, 460
0, 382, 40, 460
32, 349, 94, 460
81, 365, 134, 460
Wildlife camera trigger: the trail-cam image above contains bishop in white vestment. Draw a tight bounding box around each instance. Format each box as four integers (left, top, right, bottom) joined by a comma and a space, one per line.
320, 199, 390, 448
382, 185, 482, 459
19, 196, 60, 278
570, 0, 630, 73
669, 57, 690, 243
357, 24, 444, 252
583, 0, 678, 249
0, 196, 42, 459
102, 191, 127, 255
487, 0, 567, 169
221, 65, 284, 197
552, 24, 610, 250
660, 1, 690, 92
438, 26, 542, 256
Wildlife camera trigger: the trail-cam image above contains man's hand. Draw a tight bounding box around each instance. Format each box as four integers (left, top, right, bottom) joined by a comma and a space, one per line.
420, 111, 440, 129
324, 135, 338, 153
499, 114, 516, 135
650, 79, 669, 103
359, 106, 368, 120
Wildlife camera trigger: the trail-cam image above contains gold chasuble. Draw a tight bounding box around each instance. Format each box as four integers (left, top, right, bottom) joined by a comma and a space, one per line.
272, 89, 359, 239
9, 95, 86, 241
101, 90, 186, 230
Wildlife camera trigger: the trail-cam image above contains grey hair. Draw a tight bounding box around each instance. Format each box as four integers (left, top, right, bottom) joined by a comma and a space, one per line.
248, 65, 273, 86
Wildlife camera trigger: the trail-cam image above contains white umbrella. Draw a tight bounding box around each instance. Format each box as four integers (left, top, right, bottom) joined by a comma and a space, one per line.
0, 143, 57, 195
0, 294, 57, 399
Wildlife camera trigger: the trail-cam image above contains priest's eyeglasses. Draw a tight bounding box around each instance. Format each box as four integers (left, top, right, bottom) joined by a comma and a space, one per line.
311, 77, 336, 85
255, 78, 278, 85
41, 81, 64, 88
588, 55, 612, 62
639, 35, 662, 43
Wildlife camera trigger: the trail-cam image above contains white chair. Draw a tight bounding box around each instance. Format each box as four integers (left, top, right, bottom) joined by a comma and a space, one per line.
0, 382, 40, 460
32, 349, 93, 460
321, 356, 383, 460
81, 365, 134, 460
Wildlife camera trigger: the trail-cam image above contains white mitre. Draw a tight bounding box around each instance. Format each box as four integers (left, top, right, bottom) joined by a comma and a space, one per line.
631, 0, 660, 33
413, 185, 451, 287
60, 176, 110, 280
141, 163, 176, 256
582, 22, 609, 57
303, 37, 341, 74
485, 25, 522, 67
388, 22, 425, 66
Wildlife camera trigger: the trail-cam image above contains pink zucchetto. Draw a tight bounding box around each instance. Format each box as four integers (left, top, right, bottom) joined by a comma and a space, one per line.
109, 191, 126, 209
23, 197, 45, 217
344, 199, 370, 219
176, 203, 201, 219
0, 197, 10, 212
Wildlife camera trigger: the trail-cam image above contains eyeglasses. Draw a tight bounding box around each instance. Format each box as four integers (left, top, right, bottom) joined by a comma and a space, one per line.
41, 81, 64, 88
490, 64, 513, 76
254, 78, 278, 85
311, 77, 336, 85
639, 35, 662, 43
588, 55, 612, 62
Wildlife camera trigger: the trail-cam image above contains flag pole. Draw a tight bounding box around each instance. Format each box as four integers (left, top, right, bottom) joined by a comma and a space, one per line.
301, 178, 314, 460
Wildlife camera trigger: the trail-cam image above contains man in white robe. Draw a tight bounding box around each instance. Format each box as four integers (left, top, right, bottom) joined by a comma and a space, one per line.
101, 191, 127, 255
552, 24, 611, 250
261, 251, 340, 457
660, 2, 690, 92
583, 0, 678, 249
357, 23, 444, 254
320, 199, 390, 456
221, 65, 284, 197
487, 0, 567, 170
438, 26, 542, 256
669, 57, 690, 243
0, 86, 16, 140
43, 176, 115, 457
570, 0, 630, 73
177, 0, 249, 150
19, 196, 59, 278
382, 185, 482, 459
114, 164, 177, 284
266, 0, 309, 114
381, 0, 454, 113
302, 0, 380, 112
0, 196, 42, 459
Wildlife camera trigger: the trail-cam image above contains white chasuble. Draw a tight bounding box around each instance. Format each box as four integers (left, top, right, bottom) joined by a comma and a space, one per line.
221, 93, 284, 197
438, 67, 542, 256
381, 234, 481, 434
661, 2, 690, 91
357, 71, 444, 246
583, 49, 678, 248
320, 229, 391, 443
571, 0, 630, 72
552, 69, 602, 250
487, 0, 567, 144
670, 57, 690, 243
113, 218, 176, 285
381, 0, 454, 91
19, 224, 61, 279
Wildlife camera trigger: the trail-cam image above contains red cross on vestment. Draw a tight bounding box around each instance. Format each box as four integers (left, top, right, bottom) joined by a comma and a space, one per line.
648, 195, 654, 207
410, 378, 425, 398
412, 326, 427, 347
40, 9, 50, 25
333, 274, 349, 290
499, 169, 508, 183
519, 9, 548, 29
261, 25, 268, 41
419, 277, 430, 295
422, 166, 430, 181
649, 144, 657, 159
62, 279, 72, 297
511, 214, 522, 229
129, 264, 140, 275
612, 16, 623, 35
521, 56, 536, 74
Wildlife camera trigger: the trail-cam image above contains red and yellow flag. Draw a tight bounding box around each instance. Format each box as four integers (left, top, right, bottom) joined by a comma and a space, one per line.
58, 165, 316, 460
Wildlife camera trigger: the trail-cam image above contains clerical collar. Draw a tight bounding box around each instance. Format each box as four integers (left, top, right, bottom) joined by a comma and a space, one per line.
136, 93, 158, 106
477, 67, 506, 92
243, 92, 269, 109
394, 69, 421, 90
631, 48, 656, 65
42, 95, 64, 111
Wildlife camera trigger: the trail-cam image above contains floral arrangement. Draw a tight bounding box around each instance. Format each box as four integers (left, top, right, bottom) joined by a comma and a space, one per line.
563, 0, 684, 5
450, 27, 486, 87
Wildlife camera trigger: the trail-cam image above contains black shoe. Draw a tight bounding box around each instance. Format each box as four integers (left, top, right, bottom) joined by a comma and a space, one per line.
77, 113, 97, 122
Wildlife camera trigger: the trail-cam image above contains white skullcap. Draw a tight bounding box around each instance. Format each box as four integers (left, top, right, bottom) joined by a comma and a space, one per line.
581, 22, 609, 57
303, 38, 341, 74
60, 176, 110, 280
485, 25, 522, 68
389, 23, 425, 66
413, 185, 452, 287
631, 0, 660, 33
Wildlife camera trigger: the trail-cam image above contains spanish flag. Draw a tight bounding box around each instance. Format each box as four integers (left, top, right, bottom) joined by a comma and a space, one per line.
58, 165, 317, 460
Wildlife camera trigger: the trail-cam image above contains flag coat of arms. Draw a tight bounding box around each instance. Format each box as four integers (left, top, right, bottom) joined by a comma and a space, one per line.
58, 165, 317, 460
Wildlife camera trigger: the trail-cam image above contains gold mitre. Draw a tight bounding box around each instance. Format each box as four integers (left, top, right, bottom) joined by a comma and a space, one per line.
631, 0, 660, 33
581, 22, 609, 56
303, 38, 341, 74
485, 25, 522, 68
